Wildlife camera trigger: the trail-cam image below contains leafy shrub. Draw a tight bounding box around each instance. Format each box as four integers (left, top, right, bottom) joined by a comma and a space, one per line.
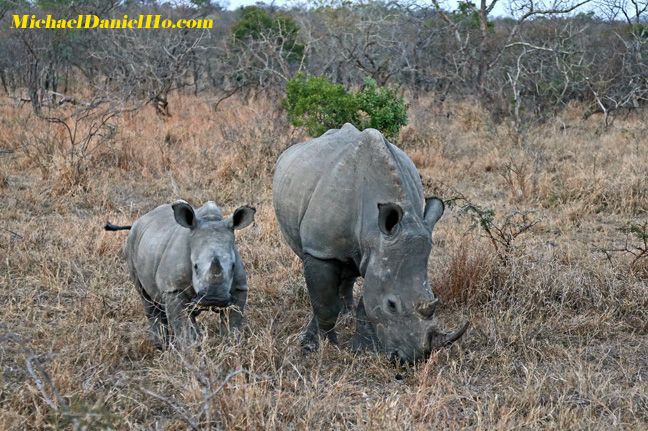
356, 79, 408, 139
283, 73, 359, 137
283, 74, 407, 139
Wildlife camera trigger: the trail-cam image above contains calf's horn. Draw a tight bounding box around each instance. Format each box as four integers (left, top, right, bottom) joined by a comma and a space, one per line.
211, 258, 223, 276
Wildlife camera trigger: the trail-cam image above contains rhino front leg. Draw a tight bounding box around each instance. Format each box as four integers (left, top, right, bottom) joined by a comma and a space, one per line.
219, 285, 247, 335
302, 254, 343, 352
164, 292, 200, 346
225, 256, 248, 333
339, 276, 356, 314
352, 297, 380, 352
134, 278, 168, 349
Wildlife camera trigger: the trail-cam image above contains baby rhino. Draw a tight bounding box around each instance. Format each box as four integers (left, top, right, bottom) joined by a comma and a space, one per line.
105, 200, 256, 348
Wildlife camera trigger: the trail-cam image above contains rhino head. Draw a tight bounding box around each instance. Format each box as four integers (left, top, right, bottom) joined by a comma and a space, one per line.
361, 197, 468, 363
172, 201, 255, 308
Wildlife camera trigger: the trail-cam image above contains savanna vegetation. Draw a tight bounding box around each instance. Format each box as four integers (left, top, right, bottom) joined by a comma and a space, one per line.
0, 0, 646, 429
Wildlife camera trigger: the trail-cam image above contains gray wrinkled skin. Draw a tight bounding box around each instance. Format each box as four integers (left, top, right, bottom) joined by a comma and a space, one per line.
124, 200, 255, 347
273, 123, 467, 362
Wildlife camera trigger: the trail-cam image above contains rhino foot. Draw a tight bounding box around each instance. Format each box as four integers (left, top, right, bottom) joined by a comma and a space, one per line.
148, 329, 168, 350
217, 307, 245, 336
301, 314, 340, 352
301, 335, 319, 352
352, 298, 380, 352
301, 330, 338, 352
301, 313, 320, 352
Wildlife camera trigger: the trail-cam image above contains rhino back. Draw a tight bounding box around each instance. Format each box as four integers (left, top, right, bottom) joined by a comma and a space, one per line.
126, 204, 190, 302
273, 124, 425, 268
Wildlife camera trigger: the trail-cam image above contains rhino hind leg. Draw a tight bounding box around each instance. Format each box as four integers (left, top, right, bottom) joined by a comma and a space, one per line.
301, 255, 344, 352
339, 277, 356, 314
135, 280, 169, 349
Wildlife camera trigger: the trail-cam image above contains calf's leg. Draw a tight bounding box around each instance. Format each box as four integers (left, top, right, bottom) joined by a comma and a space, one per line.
164, 292, 200, 346
135, 279, 168, 349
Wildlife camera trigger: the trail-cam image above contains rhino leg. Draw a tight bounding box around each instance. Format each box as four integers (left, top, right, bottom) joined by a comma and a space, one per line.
351, 297, 380, 352
301, 255, 344, 352
164, 292, 200, 346
135, 279, 168, 349
226, 283, 248, 333
339, 277, 356, 314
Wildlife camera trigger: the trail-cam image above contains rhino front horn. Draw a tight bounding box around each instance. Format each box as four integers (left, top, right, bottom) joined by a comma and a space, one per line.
416, 298, 438, 319
211, 257, 223, 276
428, 320, 469, 348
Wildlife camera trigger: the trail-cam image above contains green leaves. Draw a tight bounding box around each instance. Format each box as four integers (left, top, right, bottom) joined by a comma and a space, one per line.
283, 74, 407, 139
283, 74, 359, 137
356, 79, 408, 140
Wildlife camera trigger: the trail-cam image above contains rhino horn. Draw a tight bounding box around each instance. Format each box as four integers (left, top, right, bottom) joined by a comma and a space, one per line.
415, 298, 438, 319
210, 257, 223, 276
427, 320, 469, 349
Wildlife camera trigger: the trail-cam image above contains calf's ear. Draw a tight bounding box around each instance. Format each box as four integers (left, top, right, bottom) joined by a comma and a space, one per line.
424, 197, 444, 232
230, 206, 256, 230
172, 200, 197, 229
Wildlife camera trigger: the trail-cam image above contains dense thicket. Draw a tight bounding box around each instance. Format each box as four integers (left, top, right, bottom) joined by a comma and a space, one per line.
0, 0, 646, 127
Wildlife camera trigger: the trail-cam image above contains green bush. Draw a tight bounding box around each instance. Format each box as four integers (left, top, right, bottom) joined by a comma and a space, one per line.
283, 74, 359, 137
283, 74, 407, 139
356, 79, 408, 139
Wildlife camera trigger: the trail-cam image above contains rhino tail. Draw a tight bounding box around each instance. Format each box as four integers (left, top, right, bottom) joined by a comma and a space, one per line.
104, 222, 132, 231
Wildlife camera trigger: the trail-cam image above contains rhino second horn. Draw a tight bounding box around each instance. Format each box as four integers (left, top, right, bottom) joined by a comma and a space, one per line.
427, 320, 469, 348
416, 299, 438, 319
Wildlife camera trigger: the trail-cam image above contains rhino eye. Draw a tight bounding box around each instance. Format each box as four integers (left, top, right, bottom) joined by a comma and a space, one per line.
384, 296, 400, 315
193, 264, 198, 271
387, 299, 398, 313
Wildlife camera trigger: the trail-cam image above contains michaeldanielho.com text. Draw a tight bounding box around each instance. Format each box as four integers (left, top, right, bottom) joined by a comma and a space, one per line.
12, 14, 214, 29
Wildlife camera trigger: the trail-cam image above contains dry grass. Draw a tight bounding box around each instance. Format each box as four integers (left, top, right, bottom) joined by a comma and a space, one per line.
0, 93, 646, 430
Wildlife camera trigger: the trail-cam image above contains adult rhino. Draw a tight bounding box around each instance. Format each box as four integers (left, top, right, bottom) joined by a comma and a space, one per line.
105, 200, 255, 347
273, 123, 467, 363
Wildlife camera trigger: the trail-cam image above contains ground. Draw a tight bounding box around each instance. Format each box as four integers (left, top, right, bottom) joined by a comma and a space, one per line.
0, 94, 646, 429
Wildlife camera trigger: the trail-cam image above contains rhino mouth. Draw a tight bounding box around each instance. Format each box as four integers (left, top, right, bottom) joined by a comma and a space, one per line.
191, 295, 232, 309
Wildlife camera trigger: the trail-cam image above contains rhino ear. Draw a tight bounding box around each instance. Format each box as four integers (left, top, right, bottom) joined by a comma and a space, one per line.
378, 203, 403, 236
230, 205, 256, 230
172, 200, 197, 230
424, 197, 444, 231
